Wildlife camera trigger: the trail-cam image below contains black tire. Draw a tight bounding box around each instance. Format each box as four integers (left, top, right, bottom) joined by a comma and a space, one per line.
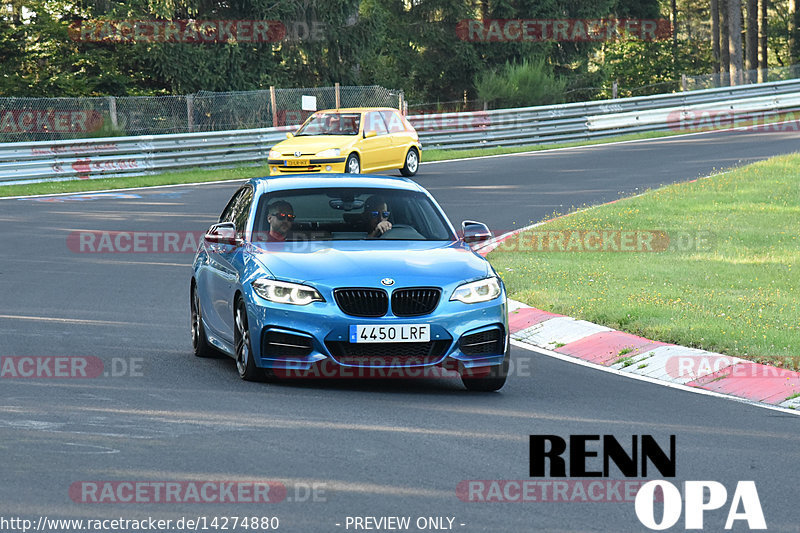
345, 153, 360, 174
191, 284, 217, 358
234, 299, 263, 381
400, 147, 419, 177
460, 345, 509, 392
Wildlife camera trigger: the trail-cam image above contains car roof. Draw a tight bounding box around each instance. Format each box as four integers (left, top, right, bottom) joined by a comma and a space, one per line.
247, 174, 425, 194
312, 107, 399, 114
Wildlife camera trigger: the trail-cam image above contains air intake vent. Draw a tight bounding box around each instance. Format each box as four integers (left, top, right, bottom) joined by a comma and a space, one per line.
261, 330, 314, 358
459, 328, 504, 356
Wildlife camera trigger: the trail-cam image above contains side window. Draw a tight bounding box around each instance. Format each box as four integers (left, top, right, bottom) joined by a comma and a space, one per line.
219, 188, 245, 223
232, 186, 254, 235
365, 112, 389, 136
381, 111, 406, 133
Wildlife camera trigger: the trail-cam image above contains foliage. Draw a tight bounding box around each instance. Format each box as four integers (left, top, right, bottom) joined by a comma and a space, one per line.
475, 57, 567, 108
0, 0, 796, 106
599, 37, 712, 97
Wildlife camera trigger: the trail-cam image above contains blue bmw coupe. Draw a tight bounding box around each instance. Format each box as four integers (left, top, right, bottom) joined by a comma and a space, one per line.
190, 174, 510, 391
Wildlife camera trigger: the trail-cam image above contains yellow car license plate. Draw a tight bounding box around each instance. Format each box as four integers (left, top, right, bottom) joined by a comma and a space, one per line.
286, 159, 309, 167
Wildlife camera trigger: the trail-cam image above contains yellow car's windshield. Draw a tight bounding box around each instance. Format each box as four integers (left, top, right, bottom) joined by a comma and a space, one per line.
295, 113, 362, 136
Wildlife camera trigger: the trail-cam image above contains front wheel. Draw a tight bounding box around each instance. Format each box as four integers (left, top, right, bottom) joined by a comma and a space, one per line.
235, 299, 263, 381
400, 148, 419, 177
460, 350, 509, 392
345, 153, 360, 174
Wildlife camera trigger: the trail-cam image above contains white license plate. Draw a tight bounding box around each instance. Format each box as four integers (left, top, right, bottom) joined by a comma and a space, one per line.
349, 324, 430, 343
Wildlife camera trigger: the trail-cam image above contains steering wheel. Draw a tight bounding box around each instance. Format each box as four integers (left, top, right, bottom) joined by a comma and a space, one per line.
379, 224, 422, 239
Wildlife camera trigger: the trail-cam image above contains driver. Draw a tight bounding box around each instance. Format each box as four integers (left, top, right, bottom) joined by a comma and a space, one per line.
362, 195, 392, 238
325, 114, 341, 134
266, 200, 295, 241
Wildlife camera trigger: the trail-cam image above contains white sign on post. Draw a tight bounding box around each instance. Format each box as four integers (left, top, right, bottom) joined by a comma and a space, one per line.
301, 95, 317, 111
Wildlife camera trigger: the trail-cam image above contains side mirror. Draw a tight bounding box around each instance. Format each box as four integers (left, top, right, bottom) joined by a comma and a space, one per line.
462, 221, 493, 245
364, 130, 377, 139
286, 132, 294, 139
205, 222, 240, 246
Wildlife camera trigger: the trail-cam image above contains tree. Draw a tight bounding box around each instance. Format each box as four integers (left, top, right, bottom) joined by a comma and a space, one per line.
792, 0, 800, 63
747, 0, 759, 80
760, 0, 768, 80
720, 0, 731, 81
711, 0, 721, 75
728, 0, 743, 84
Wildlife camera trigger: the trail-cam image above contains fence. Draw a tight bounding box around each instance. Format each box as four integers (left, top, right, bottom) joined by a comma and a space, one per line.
3, 78, 800, 185
684, 64, 800, 91
0, 85, 403, 142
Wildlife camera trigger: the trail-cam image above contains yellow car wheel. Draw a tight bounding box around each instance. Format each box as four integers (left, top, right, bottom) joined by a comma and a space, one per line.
345, 153, 360, 174
400, 147, 419, 177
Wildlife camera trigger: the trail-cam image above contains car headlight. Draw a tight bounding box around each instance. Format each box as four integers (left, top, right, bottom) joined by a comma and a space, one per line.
315, 148, 341, 158
252, 279, 325, 305
450, 277, 502, 304
268, 149, 282, 159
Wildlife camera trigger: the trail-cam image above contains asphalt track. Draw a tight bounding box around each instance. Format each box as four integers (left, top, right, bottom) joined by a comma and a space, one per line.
1, 128, 800, 532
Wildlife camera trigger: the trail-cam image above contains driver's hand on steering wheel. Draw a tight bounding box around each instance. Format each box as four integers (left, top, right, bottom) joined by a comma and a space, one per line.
370, 220, 392, 237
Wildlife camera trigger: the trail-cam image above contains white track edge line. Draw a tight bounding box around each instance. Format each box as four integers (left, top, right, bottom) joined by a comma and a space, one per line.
511, 339, 800, 417
421, 117, 800, 165
0, 178, 249, 200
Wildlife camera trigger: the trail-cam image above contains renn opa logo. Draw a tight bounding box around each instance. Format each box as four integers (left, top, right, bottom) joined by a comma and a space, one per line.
530, 435, 766, 530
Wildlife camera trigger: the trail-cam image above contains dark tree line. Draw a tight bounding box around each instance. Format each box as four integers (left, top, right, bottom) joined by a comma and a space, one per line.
1, 1, 799, 104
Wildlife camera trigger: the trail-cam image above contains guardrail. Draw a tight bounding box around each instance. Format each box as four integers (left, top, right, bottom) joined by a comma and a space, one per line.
408, 78, 800, 150
0, 126, 294, 186
2, 79, 800, 185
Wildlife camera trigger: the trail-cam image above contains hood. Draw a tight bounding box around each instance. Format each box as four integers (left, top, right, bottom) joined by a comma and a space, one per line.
248, 240, 490, 288
273, 136, 357, 155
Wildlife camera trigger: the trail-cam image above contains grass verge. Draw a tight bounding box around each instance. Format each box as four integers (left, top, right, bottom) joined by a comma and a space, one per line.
488, 153, 800, 365
0, 164, 271, 198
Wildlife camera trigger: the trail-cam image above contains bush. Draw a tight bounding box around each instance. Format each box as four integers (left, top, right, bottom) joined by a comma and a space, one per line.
475, 57, 567, 109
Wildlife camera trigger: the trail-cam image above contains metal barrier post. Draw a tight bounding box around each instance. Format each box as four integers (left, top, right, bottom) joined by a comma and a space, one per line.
270, 86, 278, 127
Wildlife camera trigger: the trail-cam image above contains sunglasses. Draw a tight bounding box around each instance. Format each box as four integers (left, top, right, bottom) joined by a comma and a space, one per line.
270, 212, 295, 221
370, 211, 391, 219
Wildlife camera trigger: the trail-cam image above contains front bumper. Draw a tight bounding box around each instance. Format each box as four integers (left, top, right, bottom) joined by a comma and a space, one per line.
245, 293, 508, 373
268, 158, 347, 174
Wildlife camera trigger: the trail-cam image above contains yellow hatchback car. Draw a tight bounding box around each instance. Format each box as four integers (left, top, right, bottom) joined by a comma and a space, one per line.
268, 107, 422, 176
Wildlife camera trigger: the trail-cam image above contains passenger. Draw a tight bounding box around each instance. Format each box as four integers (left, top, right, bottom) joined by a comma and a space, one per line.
362, 195, 392, 238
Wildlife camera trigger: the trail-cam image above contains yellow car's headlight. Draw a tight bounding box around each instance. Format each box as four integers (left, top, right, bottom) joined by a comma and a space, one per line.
316, 148, 341, 158
268, 149, 281, 159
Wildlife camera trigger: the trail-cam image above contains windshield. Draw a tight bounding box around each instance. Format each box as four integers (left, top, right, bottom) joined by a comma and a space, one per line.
252, 188, 455, 242
295, 113, 362, 136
